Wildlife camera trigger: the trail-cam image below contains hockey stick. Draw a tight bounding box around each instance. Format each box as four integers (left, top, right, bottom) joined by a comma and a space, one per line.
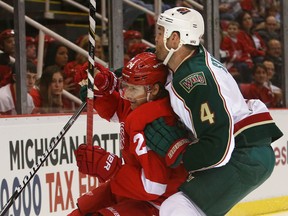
86, 0, 97, 146
0, 102, 87, 216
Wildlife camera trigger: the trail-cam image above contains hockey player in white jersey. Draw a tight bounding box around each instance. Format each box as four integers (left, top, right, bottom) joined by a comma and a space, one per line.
144, 7, 283, 216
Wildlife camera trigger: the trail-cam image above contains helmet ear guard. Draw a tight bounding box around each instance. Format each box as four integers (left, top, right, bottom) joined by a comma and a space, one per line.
157, 7, 204, 46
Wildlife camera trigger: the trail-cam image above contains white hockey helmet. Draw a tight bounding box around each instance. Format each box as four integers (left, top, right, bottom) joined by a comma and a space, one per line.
157, 7, 204, 46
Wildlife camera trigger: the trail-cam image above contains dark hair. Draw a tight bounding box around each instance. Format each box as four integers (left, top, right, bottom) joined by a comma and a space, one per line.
9, 61, 37, 84
154, 82, 169, 100
44, 41, 69, 69
39, 65, 64, 108
252, 63, 267, 75
40, 65, 63, 88
27, 60, 37, 74
12, 60, 36, 74
236, 11, 255, 33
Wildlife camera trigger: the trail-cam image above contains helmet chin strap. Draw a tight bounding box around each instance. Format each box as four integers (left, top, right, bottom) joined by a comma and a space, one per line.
163, 38, 183, 65
163, 48, 175, 65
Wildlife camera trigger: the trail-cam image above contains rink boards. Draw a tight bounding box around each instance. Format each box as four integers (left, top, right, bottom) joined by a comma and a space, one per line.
0, 110, 287, 216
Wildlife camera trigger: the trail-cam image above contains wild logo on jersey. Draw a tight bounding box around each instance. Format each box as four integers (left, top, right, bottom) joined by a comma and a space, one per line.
179, 71, 207, 93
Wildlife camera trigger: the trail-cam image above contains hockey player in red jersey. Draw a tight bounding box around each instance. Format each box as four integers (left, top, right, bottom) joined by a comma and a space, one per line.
68, 52, 188, 216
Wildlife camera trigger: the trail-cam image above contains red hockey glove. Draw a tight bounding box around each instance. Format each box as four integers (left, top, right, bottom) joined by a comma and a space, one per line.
94, 62, 118, 96
67, 209, 82, 216
74, 144, 122, 182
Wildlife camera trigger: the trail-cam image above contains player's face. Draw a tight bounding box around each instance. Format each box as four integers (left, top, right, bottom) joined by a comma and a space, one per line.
155, 25, 169, 61
121, 82, 147, 110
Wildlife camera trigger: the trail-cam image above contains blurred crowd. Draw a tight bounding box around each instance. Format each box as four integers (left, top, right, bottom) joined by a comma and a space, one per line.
218, 0, 283, 108
0, 0, 284, 115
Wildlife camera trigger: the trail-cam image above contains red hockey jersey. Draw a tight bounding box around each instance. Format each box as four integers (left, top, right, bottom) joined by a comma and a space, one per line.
94, 92, 188, 208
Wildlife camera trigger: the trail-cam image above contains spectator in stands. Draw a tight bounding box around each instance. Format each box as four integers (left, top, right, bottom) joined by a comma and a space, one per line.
95, 34, 107, 61
264, 38, 282, 89
265, 3, 281, 24
31, 65, 75, 113
126, 42, 150, 62
239, 63, 277, 108
0, 29, 15, 58
237, 11, 266, 64
0, 63, 12, 88
64, 35, 89, 97
251, 0, 266, 24
35, 34, 56, 62
64, 34, 106, 98
123, 30, 143, 65
0, 29, 15, 87
44, 41, 69, 70
26, 36, 37, 65
219, 0, 242, 21
0, 61, 37, 115
257, 16, 280, 44
123, 0, 172, 30
43, 41, 74, 94
220, 21, 253, 83
263, 59, 283, 107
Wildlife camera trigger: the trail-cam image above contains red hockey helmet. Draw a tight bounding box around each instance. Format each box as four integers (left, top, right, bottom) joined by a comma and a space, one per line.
123, 30, 142, 42
122, 52, 168, 86
0, 29, 15, 42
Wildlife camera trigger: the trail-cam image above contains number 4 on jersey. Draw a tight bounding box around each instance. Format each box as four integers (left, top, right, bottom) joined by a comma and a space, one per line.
200, 102, 215, 124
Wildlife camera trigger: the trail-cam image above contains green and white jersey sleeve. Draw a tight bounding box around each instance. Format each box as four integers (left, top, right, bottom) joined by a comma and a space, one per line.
165, 45, 282, 172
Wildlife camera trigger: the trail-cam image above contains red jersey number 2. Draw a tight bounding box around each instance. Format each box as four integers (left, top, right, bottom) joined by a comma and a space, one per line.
134, 133, 148, 156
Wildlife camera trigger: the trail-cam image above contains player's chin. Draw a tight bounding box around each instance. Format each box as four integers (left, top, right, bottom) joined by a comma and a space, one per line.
155, 51, 162, 60
155, 51, 165, 62
130, 101, 143, 110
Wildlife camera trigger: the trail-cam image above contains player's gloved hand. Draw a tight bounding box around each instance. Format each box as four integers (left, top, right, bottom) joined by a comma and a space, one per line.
74, 184, 113, 216
67, 186, 105, 216
67, 208, 82, 216
94, 62, 118, 96
74, 144, 122, 182
144, 117, 191, 168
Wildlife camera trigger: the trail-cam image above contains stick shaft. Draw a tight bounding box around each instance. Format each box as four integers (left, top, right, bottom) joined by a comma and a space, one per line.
86, 0, 96, 146
0, 102, 87, 216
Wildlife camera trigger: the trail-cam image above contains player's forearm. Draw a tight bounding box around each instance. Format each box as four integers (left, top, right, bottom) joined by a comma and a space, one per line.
182, 134, 232, 172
